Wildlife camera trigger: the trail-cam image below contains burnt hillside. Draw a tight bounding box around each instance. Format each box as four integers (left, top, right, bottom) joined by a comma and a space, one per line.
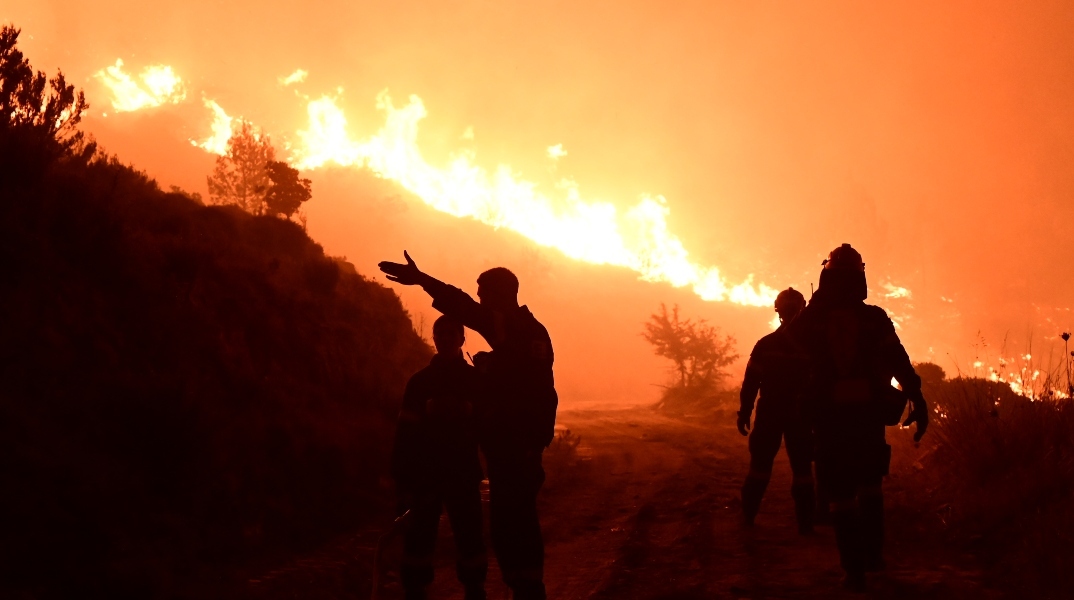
0, 129, 430, 598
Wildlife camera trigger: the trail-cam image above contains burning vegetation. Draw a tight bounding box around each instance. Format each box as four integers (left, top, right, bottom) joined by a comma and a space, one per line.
91, 58, 781, 309
4, 18, 1074, 599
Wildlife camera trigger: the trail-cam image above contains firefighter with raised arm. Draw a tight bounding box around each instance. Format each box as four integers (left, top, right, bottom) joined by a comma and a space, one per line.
379, 252, 558, 600
789, 244, 929, 591
391, 315, 487, 600
737, 287, 815, 534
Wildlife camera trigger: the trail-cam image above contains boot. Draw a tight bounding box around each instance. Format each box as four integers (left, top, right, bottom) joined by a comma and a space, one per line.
842, 571, 867, 593
509, 581, 547, 600
831, 507, 865, 586
859, 491, 885, 571
814, 483, 832, 526
741, 474, 770, 526
791, 483, 816, 535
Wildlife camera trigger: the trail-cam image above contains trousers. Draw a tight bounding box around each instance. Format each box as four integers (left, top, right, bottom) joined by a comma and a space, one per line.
741, 411, 815, 529
401, 482, 487, 592
485, 449, 546, 600
815, 432, 891, 576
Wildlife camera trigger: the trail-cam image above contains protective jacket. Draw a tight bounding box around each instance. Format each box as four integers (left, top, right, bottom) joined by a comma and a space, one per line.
740, 325, 810, 420
425, 282, 558, 454
788, 269, 921, 476
391, 353, 483, 491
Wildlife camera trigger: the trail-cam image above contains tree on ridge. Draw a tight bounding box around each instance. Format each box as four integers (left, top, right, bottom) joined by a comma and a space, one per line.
207, 120, 276, 215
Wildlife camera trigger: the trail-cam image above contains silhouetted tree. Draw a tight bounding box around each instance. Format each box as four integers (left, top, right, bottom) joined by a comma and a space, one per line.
914, 361, 946, 389
206, 120, 275, 214
264, 160, 312, 219
0, 25, 91, 158
643, 303, 738, 394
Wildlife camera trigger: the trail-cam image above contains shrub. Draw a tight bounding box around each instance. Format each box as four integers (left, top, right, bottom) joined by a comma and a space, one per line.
0, 129, 430, 597
919, 376, 1074, 596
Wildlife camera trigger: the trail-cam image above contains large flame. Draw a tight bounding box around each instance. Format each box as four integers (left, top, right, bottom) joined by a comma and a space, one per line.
91, 57, 777, 306
94, 60, 186, 113
291, 92, 778, 306
193, 99, 234, 155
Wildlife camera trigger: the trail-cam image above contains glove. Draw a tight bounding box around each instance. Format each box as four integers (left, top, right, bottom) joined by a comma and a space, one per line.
736, 410, 752, 437
902, 391, 929, 442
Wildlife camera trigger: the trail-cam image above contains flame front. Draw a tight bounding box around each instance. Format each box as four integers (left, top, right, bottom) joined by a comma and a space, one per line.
92, 57, 778, 307
193, 99, 234, 155
291, 92, 778, 306
94, 60, 186, 113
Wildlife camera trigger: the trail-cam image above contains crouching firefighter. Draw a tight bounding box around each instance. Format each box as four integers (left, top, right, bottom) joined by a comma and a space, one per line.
391, 315, 488, 600
737, 287, 816, 534
380, 252, 558, 600
788, 244, 928, 591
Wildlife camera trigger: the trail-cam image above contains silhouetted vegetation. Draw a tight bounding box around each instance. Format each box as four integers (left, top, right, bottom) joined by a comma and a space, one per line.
643, 304, 738, 416
0, 26, 429, 598
206, 120, 311, 224
264, 160, 312, 219
913, 367, 1074, 597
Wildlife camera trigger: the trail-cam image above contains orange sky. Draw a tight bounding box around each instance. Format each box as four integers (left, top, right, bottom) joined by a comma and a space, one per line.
7, 1, 1074, 404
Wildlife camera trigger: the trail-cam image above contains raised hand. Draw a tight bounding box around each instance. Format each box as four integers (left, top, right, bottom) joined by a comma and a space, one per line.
378, 251, 425, 286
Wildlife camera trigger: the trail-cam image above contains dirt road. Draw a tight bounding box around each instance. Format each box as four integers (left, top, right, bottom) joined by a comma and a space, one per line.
249, 408, 994, 599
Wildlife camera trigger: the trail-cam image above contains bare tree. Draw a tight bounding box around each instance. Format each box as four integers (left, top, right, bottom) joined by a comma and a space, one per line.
206, 120, 276, 214
643, 303, 739, 395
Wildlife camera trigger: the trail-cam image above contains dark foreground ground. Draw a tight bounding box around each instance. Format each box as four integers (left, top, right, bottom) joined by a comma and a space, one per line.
247, 408, 994, 599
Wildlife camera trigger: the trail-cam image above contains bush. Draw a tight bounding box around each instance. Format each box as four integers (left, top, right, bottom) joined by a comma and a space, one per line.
919, 376, 1074, 597
0, 132, 430, 597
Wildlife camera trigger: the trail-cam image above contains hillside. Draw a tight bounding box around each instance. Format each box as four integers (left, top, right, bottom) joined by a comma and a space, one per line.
0, 121, 430, 597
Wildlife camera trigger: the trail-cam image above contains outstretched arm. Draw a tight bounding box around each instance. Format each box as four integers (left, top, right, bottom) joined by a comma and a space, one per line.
378, 251, 492, 340
378, 251, 442, 290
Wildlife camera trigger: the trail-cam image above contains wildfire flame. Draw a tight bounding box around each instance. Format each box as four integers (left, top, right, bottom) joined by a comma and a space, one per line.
94, 60, 186, 113
193, 99, 234, 155
882, 281, 912, 299
279, 69, 308, 86
291, 92, 778, 306
92, 59, 778, 307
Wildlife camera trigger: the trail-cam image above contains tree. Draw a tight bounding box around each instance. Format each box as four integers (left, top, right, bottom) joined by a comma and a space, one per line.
264, 160, 312, 219
643, 303, 739, 400
206, 120, 276, 214
914, 362, 946, 389
0, 25, 91, 157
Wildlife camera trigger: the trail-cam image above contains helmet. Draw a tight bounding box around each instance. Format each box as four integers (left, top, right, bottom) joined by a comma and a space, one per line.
774, 287, 805, 314
822, 243, 865, 272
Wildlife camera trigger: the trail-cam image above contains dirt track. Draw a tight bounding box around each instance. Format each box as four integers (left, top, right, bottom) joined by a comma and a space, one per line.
249, 408, 994, 599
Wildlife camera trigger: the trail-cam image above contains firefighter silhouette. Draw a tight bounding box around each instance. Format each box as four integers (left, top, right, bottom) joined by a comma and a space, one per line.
738, 287, 815, 533
391, 315, 487, 600
788, 244, 928, 591
380, 253, 557, 600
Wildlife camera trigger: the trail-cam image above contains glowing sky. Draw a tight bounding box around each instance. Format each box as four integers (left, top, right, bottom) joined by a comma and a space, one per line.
7, 1, 1074, 403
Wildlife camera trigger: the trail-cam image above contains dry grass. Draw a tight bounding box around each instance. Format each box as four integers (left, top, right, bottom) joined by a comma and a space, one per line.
918, 375, 1074, 596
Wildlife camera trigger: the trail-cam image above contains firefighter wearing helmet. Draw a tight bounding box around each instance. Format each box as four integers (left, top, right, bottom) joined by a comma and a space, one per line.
737, 287, 816, 534
788, 244, 928, 591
